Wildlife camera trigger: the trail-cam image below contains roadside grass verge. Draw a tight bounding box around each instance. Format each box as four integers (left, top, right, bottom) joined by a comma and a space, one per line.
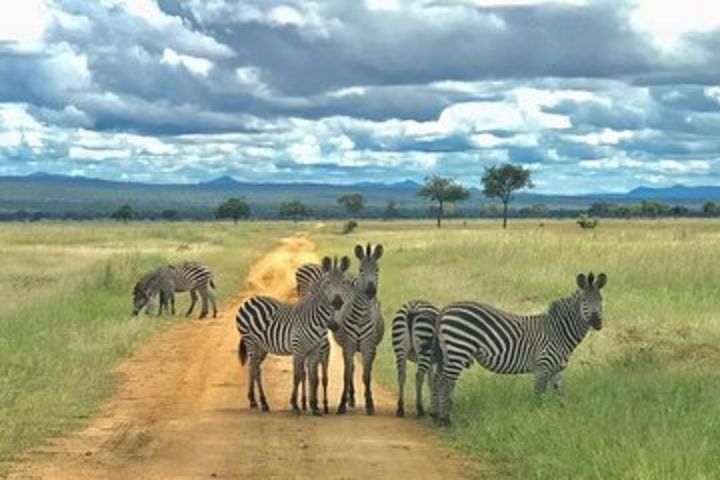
313, 219, 720, 479
0, 221, 295, 470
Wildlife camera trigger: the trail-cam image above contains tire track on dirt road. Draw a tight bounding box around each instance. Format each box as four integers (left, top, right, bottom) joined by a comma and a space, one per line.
9, 235, 482, 479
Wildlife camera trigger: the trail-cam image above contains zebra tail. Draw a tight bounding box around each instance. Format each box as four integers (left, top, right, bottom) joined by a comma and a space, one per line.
238, 337, 248, 366
210, 279, 216, 289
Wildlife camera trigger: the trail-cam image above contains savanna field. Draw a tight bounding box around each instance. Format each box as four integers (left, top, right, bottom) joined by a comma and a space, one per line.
2, 219, 720, 479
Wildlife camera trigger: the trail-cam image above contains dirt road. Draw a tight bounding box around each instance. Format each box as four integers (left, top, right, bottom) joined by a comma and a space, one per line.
9, 235, 480, 479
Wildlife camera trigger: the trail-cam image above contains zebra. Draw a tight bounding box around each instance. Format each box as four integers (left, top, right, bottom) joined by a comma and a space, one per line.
334, 243, 384, 416
294, 262, 337, 414
132, 262, 217, 318
434, 272, 607, 427
392, 300, 441, 418
236, 256, 350, 416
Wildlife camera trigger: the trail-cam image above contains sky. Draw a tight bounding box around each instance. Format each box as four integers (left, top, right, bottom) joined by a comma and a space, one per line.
1, 0, 720, 193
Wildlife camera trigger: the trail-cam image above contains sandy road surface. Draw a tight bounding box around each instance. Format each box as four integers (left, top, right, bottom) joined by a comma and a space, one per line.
9, 235, 481, 479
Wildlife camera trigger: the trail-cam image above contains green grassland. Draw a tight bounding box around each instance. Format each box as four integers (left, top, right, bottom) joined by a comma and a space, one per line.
0, 221, 294, 469
314, 219, 720, 479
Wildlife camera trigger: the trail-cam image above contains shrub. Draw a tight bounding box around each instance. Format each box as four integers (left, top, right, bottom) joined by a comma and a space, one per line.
577, 214, 599, 229
342, 220, 358, 234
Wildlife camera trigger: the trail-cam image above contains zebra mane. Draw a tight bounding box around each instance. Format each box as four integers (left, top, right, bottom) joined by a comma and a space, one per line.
546, 290, 583, 324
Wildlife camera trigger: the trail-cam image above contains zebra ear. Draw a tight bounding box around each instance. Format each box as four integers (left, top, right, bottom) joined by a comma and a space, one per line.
596, 273, 607, 290
321, 256, 332, 272
340, 256, 351, 272
372, 244, 384, 260
354, 244, 365, 260
576, 273, 588, 289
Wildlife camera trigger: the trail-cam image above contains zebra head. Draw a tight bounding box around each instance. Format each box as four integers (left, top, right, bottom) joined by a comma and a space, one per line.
131, 283, 151, 316
575, 272, 607, 330
320, 255, 352, 330
354, 243, 384, 299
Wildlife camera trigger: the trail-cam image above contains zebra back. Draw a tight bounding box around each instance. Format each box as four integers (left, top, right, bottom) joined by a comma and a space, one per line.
168, 261, 214, 292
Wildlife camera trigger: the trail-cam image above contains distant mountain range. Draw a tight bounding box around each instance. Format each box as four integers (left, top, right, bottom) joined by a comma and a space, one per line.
1, 172, 719, 218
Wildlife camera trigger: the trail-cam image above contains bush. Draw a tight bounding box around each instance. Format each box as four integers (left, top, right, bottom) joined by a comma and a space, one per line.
342, 220, 358, 234
577, 214, 598, 229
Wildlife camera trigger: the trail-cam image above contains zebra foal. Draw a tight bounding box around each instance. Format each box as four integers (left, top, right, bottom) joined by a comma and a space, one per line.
392, 300, 440, 418
132, 261, 217, 318
236, 256, 350, 415
434, 272, 607, 427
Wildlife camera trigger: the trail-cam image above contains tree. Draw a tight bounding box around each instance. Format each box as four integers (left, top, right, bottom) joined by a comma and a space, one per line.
640, 200, 668, 218
703, 201, 719, 217
417, 176, 470, 228
111, 204, 135, 223
530, 203, 548, 218
383, 199, 401, 220
279, 200, 310, 222
216, 198, 250, 224
337, 193, 365, 216
161, 209, 178, 221
669, 205, 689, 217
481, 163, 533, 229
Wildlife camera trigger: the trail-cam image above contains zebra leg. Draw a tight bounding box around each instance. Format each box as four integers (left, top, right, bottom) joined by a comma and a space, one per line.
290, 354, 305, 415
415, 360, 429, 418
551, 372, 565, 407
428, 365, 438, 418
208, 288, 218, 318
336, 346, 354, 415
362, 349, 376, 416
255, 351, 270, 412
247, 348, 258, 409
533, 369, 553, 406
321, 352, 329, 414
198, 285, 210, 319
435, 374, 457, 428
170, 292, 176, 315
301, 364, 307, 411
307, 351, 322, 416
186, 289, 198, 317
395, 354, 407, 417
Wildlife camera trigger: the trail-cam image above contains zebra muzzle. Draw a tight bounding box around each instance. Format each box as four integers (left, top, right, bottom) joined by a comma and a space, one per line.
331, 295, 344, 310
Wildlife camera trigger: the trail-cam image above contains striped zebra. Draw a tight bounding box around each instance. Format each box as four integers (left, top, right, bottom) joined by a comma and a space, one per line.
132, 261, 217, 318
335, 243, 384, 416
236, 256, 350, 415
392, 300, 440, 418
434, 272, 607, 427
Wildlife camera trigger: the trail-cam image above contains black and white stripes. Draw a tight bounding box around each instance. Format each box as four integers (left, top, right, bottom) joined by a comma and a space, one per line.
236, 256, 350, 415
132, 261, 217, 318
434, 272, 607, 426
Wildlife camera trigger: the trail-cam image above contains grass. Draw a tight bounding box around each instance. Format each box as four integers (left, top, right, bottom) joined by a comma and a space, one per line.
0, 220, 295, 470
313, 218, 720, 479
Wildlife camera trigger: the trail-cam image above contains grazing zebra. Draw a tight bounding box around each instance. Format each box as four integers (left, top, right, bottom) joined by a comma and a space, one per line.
236, 256, 350, 415
335, 243, 385, 416
131, 262, 217, 319
392, 300, 440, 418
434, 272, 607, 427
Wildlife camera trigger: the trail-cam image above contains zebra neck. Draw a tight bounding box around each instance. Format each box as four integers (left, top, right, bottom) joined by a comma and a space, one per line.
298, 296, 333, 326
545, 292, 590, 354
345, 289, 375, 323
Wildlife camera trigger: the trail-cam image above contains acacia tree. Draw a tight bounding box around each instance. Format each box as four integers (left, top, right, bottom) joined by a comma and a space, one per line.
279, 200, 310, 222
111, 204, 135, 223
337, 193, 365, 216
216, 197, 250, 224
417, 176, 470, 228
481, 164, 533, 229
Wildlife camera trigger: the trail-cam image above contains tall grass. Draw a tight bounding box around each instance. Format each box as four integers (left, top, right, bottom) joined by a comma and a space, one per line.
315, 219, 720, 479
0, 221, 294, 468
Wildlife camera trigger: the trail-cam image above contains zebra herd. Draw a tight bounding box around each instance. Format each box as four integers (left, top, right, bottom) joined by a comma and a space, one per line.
131, 246, 608, 427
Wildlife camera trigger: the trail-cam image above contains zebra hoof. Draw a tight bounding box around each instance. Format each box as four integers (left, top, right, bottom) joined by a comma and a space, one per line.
292, 407, 301, 416
435, 417, 451, 428
323, 405, 329, 414
416, 410, 426, 419
336, 404, 347, 415
396, 408, 405, 418
311, 409, 323, 417
261, 403, 270, 413
366, 404, 375, 416
249, 402, 258, 409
